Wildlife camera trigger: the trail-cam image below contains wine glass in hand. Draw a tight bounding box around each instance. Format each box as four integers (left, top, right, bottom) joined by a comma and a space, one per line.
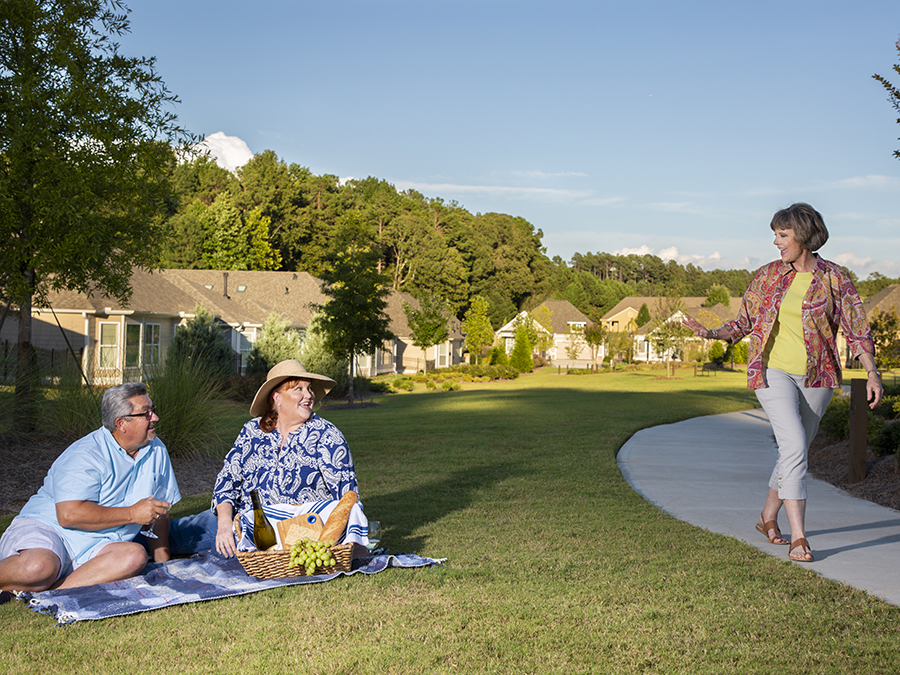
366, 520, 382, 553
139, 485, 171, 539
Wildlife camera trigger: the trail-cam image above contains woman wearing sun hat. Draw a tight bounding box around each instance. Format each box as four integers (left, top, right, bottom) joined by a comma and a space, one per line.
167, 360, 360, 558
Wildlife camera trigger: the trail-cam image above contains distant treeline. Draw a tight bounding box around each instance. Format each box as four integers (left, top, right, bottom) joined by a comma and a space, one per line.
161, 150, 888, 326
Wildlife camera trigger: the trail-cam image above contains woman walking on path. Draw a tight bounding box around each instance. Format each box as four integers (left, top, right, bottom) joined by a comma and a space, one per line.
683, 203, 883, 562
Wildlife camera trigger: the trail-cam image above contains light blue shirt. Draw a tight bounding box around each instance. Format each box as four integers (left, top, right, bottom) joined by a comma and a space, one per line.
17, 426, 181, 565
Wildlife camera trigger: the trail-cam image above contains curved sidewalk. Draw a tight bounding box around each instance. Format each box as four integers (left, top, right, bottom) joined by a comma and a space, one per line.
617, 409, 900, 606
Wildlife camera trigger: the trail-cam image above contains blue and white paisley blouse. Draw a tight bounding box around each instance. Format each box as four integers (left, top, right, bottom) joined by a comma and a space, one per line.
212, 414, 359, 515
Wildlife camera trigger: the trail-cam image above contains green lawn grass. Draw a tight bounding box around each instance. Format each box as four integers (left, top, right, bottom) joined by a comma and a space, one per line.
2, 367, 899, 674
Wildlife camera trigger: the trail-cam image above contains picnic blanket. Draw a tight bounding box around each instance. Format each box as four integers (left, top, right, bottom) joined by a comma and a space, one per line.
16, 550, 445, 626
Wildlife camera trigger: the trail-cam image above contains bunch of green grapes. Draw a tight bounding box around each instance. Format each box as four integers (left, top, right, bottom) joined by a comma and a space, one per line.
288, 537, 337, 575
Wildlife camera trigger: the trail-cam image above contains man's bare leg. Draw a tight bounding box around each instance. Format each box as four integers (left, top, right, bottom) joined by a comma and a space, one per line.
53, 542, 148, 589
0, 548, 61, 592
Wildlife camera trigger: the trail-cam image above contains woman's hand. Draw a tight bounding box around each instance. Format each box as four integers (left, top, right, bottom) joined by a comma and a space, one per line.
214, 503, 237, 558
867, 371, 884, 409
858, 354, 884, 409
682, 315, 709, 338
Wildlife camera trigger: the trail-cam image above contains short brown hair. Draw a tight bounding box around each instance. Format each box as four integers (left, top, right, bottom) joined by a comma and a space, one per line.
769, 202, 829, 252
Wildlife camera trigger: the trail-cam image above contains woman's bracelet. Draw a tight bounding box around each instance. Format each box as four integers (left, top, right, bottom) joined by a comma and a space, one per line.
708, 328, 719, 340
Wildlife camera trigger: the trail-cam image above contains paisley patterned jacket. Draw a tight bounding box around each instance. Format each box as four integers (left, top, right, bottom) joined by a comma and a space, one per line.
724, 256, 874, 390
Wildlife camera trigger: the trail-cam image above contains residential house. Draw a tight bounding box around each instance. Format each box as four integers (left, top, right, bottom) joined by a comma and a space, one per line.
0, 268, 465, 384
495, 300, 596, 366
604, 297, 743, 363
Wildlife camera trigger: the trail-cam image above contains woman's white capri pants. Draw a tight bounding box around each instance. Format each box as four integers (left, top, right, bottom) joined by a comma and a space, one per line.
754, 368, 834, 501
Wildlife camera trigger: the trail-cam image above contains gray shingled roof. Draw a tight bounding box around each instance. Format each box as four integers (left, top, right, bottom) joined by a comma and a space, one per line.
535, 300, 591, 333
36, 268, 453, 338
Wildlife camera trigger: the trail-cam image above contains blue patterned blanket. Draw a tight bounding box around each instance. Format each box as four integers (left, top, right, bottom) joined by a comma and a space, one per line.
16, 551, 445, 626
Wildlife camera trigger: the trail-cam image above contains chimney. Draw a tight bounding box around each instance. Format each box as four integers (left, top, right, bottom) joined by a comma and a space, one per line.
223, 271, 229, 298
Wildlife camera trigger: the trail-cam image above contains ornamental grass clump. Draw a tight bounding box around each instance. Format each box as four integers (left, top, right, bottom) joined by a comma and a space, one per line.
147, 358, 230, 458
44, 361, 104, 440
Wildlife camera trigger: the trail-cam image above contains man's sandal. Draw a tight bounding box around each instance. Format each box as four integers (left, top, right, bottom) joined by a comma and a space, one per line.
756, 519, 789, 545
789, 537, 814, 562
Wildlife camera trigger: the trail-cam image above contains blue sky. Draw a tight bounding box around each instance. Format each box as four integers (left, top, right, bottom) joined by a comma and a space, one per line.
122, 1, 900, 277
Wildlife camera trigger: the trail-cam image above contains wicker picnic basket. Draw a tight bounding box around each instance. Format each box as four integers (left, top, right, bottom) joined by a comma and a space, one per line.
234, 516, 353, 579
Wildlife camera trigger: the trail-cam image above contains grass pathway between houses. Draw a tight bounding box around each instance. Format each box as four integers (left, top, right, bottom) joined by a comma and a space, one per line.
2, 367, 899, 674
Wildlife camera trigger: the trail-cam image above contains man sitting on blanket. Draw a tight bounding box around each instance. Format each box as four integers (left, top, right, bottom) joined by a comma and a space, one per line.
0, 382, 180, 592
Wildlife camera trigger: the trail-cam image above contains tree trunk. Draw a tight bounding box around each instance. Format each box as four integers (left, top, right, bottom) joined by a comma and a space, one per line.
14, 287, 35, 432
347, 354, 356, 405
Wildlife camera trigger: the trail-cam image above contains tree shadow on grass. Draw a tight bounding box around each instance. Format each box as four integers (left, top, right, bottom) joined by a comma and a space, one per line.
360, 461, 519, 554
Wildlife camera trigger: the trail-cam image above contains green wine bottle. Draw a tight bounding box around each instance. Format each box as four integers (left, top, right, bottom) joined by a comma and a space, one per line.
249, 489, 277, 551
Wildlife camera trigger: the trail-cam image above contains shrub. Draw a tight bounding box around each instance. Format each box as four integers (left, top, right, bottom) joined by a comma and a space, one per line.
488, 344, 508, 366
818, 395, 851, 440
509, 325, 533, 373
147, 358, 230, 458
297, 315, 350, 400
425, 379, 436, 390
876, 420, 900, 456
222, 372, 266, 405
818, 393, 884, 449
168, 306, 236, 380
709, 341, 725, 365
245, 312, 304, 376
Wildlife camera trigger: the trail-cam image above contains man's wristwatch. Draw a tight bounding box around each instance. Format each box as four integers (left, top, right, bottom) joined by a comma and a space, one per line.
868, 369, 881, 377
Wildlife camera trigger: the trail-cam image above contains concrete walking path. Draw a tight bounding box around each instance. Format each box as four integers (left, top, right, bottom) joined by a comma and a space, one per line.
617, 409, 900, 606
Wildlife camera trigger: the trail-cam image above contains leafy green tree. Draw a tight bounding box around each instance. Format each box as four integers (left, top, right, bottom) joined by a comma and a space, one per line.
462, 295, 494, 364
651, 295, 692, 377
509, 324, 533, 373
297, 313, 350, 398
403, 292, 450, 373
531, 305, 554, 356
245, 312, 304, 375
167, 306, 235, 379
873, 35, 900, 160
0, 0, 190, 428
565, 325, 586, 365
583, 322, 607, 368
314, 213, 394, 403
704, 284, 731, 308
870, 308, 900, 368
636, 302, 652, 327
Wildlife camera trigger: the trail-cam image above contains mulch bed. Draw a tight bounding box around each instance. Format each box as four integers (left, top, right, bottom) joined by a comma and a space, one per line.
2, 427, 898, 517
807, 435, 900, 511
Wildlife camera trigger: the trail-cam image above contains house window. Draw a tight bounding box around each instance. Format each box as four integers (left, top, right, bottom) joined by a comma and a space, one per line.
99, 322, 118, 369
144, 324, 161, 366
436, 342, 448, 368
125, 324, 141, 368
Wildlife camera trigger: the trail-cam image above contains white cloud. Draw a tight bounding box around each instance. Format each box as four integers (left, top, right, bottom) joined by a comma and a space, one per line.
578, 196, 626, 207
612, 244, 726, 269
503, 169, 589, 179
824, 175, 900, 191
396, 181, 592, 202
647, 201, 696, 213
193, 132, 253, 173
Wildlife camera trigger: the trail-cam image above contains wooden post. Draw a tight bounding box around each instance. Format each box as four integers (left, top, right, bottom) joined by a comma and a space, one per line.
848, 378, 867, 483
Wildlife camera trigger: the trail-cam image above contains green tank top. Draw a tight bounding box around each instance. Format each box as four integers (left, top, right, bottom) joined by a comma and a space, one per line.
765, 272, 812, 376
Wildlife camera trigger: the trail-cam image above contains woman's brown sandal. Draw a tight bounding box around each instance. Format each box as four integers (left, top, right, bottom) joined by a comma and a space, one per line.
756, 519, 789, 545
789, 537, 814, 562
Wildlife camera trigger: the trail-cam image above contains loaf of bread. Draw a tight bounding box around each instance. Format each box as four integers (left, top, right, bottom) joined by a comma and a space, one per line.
319, 490, 358, 543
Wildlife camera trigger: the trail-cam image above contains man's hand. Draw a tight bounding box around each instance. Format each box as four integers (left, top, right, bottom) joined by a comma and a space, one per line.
131, 496, 172, 527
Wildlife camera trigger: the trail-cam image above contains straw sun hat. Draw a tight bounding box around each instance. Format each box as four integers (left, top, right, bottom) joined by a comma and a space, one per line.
249, 359, 336, 418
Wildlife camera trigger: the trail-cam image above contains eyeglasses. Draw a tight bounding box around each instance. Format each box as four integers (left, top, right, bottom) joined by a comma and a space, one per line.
122, 406, 157, 421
